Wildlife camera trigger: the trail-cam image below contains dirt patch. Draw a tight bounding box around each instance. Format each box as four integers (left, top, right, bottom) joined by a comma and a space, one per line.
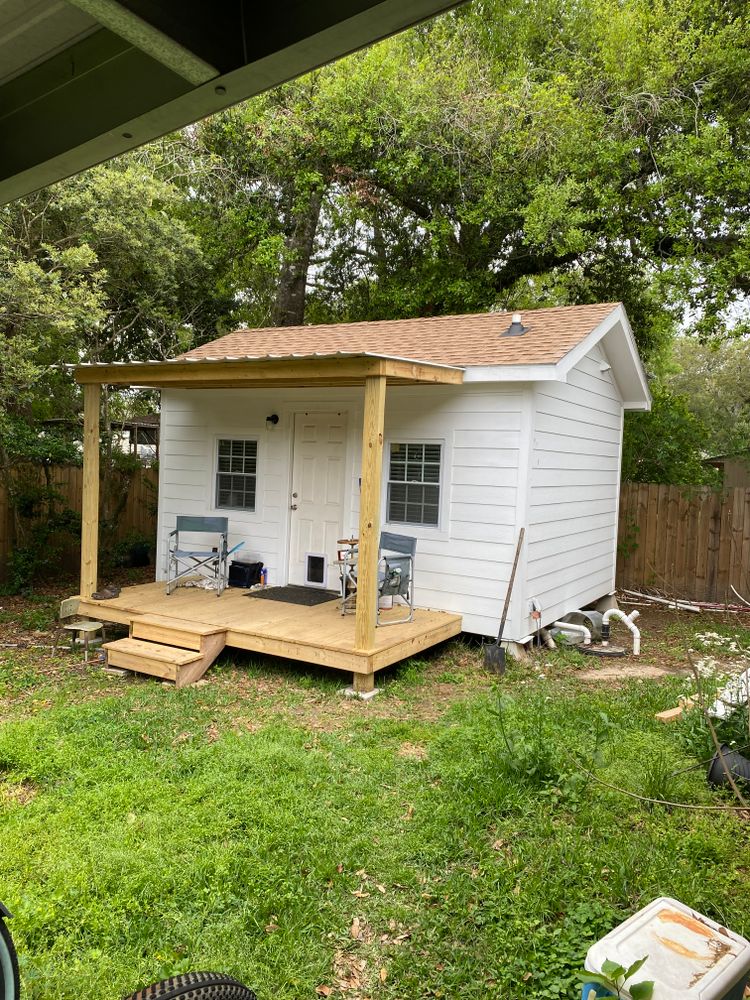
397, 742, 428, 760
577, 662, 682, 683
0, 780, 38, 806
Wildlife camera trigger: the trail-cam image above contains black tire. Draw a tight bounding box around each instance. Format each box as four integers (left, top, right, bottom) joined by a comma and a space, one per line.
123, 971, 256, 1000
0, 916, 20, 1000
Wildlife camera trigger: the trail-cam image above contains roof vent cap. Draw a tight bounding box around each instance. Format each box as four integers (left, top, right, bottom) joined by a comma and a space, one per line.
503, 312, 529, 337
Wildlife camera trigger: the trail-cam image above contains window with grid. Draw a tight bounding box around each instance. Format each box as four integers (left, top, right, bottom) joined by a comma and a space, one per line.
216, 439, 257, 511
387, 442, 441, 526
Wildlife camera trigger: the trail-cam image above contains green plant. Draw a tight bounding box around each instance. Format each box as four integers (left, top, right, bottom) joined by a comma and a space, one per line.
490, 692, 560, 788
641, 751, 678, 805
105, 531, 154, 570
2, 505, 80, 594
578, 956, 654, 999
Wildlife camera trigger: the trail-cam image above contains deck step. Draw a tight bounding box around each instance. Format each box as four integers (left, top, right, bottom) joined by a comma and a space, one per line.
105, 625, 228, 687
131, 615, 225, 651
104, 637, 202, 682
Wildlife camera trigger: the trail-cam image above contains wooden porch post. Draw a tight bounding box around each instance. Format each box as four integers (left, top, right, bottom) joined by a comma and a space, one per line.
80, 382, 100, 599
354, 375, 387, 664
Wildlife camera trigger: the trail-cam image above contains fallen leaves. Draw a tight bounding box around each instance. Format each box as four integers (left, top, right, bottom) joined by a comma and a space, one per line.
333, 949, 367, 992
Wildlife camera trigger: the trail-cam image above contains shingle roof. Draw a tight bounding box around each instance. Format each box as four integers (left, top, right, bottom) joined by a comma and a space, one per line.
180, 303, 620, 368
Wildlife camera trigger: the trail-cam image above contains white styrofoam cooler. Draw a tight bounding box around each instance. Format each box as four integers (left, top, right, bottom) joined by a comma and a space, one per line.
585, 897, 750, 1000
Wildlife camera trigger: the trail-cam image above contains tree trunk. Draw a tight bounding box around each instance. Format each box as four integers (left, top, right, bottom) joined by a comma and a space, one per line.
272, 185, 325, 327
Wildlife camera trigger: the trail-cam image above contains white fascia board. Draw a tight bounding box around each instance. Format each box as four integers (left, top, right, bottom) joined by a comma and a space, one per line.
556, 303, 652, 410
462, 364, 558, 382
555, 305, 622, 378
611, 304, 652, 408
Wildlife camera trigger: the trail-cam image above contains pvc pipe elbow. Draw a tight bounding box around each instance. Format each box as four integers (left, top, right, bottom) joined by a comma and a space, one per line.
553, 621, 591, 645
602, 608, 641, 655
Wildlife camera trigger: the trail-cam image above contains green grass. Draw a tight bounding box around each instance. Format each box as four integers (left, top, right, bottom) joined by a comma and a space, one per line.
1, 635, 749, 999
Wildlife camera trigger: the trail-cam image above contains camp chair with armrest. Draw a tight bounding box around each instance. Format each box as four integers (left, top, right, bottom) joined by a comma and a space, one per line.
166, 516, 242, 596
377, 531, 416, 625
338, 531, 417, 625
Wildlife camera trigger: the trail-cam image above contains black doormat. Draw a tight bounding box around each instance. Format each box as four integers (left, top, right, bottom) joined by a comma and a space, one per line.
246, 585, 339, 607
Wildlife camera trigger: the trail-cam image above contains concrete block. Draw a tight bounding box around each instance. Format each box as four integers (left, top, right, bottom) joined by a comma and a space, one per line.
342, 686, 380, 701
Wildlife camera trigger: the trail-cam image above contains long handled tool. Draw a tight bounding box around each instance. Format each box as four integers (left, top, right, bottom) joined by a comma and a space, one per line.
484, 527, 525, 673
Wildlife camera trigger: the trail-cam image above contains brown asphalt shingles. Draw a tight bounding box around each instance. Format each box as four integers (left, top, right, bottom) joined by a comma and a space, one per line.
181, 303, 620, 367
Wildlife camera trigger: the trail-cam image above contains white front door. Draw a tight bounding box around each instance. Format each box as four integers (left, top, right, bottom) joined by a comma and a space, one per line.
288, 411, 348, 587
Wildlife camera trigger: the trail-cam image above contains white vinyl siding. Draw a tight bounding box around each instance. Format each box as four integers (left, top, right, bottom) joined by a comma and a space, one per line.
155, 347, 627, 642
383, 384, 523, 635
523, 344, 624, 633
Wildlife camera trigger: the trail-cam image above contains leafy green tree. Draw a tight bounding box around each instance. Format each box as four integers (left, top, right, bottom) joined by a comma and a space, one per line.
189, 0, 750, 360
0, 153, 210, 586
622, 386, 718, 483
666, 336, 750, 457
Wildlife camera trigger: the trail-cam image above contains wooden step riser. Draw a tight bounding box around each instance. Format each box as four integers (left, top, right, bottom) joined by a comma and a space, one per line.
131, 623, 203, 650
106, 648, 178, 681
173, 633, 227, 688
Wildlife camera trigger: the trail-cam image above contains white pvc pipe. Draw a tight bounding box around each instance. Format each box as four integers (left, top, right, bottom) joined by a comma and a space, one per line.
602, 608, 641, 655
538, 627, 556, 650
553, 621, 591, 646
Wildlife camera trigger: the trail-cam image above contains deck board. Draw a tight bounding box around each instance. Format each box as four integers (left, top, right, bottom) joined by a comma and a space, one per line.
77, 581, 462, 676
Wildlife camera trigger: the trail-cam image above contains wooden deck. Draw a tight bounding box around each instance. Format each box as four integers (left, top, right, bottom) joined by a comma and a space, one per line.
76, 581, 462, 679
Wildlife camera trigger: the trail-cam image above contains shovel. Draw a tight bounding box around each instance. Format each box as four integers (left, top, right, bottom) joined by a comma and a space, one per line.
484, 527, 525, 673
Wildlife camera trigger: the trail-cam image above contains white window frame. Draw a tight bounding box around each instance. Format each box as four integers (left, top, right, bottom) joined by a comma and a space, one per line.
383, 438, 446, 533
214, 436, 259, 513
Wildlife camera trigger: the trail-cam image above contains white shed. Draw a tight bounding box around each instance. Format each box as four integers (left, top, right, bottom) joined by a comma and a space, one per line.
152, 301, 650, 644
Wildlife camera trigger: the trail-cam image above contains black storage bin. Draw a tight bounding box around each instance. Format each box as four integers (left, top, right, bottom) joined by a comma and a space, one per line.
228, 560, 264, 588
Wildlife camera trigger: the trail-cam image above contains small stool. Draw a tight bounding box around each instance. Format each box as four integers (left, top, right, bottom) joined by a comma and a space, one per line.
59, 620, 105, 663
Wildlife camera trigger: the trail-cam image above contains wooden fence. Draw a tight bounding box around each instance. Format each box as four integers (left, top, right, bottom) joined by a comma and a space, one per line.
617, 483, 750, 603
0, 465, 158, 579
3, 472, 748, 602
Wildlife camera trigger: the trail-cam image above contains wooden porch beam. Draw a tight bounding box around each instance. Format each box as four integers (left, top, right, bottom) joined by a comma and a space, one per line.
80, 383, 101, 599
354, 375, 387, 654
74, 356, 463, 387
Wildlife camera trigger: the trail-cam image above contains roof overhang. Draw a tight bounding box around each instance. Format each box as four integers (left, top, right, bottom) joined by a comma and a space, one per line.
556, 303, 652, 411
0, 0, 463, 205
461, 304, 652, 411
73, 352, 465, 388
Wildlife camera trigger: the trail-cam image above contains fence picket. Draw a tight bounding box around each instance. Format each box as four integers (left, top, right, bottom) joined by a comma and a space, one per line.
0, 465, 158, 579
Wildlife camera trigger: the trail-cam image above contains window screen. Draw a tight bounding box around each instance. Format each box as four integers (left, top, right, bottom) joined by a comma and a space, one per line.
387, 442, 441, 526
216, 439, 257, 511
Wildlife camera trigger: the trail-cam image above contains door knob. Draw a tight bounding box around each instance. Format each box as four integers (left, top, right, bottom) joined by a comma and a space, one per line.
290, 504, 298, 510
